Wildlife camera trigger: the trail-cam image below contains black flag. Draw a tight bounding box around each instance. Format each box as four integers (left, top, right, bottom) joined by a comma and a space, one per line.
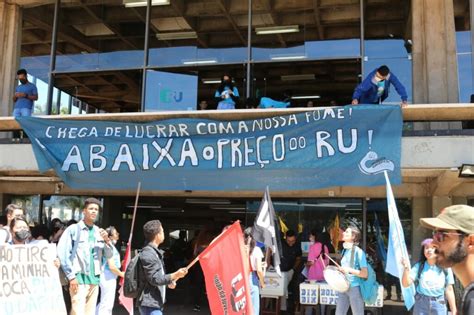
252, 187, 282, 275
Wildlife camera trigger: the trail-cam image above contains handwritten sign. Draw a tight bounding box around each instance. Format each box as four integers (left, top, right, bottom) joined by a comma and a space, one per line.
316, 282, 384, 307
319, 283, 339, 305
300, 282, 319, 305
0, 244, 66, 315
18, 105, 402, 191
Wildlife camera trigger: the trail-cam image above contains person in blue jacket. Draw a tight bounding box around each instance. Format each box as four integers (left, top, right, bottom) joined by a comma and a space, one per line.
351, 65, 408, 106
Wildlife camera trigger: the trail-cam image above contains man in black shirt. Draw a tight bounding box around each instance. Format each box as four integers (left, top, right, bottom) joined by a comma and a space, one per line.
420, 205, 474, 315
279, 230, 302, 313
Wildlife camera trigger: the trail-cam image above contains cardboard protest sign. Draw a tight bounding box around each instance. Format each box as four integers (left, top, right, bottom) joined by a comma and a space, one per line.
0, 244, 67, 315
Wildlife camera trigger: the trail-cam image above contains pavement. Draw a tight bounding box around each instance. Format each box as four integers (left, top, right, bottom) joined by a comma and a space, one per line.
112, 293, 409, 315
110, 279, 410, 314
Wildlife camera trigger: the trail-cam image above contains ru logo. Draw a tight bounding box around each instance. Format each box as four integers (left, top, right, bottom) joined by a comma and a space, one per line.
160, 88, 183, 103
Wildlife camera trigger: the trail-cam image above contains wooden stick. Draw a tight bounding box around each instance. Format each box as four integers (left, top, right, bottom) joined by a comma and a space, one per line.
127, 182, 141, 244
319, 255, 326, 268
324, 253, 341, 268
186, 256, 200, 270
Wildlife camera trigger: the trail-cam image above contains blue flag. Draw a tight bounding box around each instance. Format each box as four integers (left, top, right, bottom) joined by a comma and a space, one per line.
373, 212, 387, 268
384, 171, 415, 310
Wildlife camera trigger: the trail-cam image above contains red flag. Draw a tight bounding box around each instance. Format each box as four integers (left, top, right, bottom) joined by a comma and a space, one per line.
118, 241, 134, 315
198, 221, 253, 315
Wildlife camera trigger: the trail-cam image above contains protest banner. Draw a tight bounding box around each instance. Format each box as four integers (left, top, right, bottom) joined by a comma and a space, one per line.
0, 244, 67, 315
17, 105, 402, 191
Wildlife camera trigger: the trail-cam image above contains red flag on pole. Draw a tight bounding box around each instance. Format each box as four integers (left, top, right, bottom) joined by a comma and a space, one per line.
198, 221, 253, 315
119, 242, 134, 315
118, 182, 141, 315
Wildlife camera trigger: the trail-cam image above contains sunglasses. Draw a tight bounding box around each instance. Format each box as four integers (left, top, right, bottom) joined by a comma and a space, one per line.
432, 230, 466, 242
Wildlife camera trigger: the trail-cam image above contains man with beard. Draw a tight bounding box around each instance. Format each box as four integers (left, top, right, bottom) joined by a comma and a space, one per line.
420, 204, 474, 315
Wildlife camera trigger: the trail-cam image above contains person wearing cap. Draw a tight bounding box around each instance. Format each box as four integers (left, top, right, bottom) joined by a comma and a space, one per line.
420, 204, 474, 315
401, 238, 457, 315
351, 65, 408, 107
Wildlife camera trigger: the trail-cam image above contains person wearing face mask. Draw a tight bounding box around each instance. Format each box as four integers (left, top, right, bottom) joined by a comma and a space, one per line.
12, 69, 38, 118
306, 230, 329, 282
351, 65, 408, 107
96, 226, 124, 315
215, 74, 239, 110
335, 225, 368, 315
401, 238, 457, 315
9, 215, 31, 245
304, 230, 329, 315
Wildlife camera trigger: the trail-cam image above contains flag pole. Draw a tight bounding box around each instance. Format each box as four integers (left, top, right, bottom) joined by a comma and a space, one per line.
384, 171, 410, 262
324, 253, 341, 268
186, 256, 200, 269
128, 182, 141, 244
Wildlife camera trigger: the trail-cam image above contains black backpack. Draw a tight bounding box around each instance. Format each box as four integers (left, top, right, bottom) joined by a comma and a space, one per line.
123, 251, 145, 298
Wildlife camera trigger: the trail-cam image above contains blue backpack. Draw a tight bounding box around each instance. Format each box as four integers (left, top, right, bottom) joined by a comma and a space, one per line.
348, 247, 379, 305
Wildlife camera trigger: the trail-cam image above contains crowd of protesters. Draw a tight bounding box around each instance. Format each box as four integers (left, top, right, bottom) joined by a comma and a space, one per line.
1, 201, 472, 315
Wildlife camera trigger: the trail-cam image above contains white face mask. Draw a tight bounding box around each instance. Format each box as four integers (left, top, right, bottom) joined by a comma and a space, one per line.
342, 242, 353, 249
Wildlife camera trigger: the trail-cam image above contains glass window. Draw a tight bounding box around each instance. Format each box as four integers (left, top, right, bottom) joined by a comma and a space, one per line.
59, 90, 71, 115
252, 59, 361, 108
51, 88, 59, 114
54, 2, 145, 72
455, 0, 472, 103
33, 78, 49, 115
20, 4, 54, 115
250, 1, 361, 106
55, 69, 143, 113
363, 0, 412, 104
71, 98, 80, 114
10, 195, 41, 224
148, 2, 248, 68
366, 199, 412, 270
247, 198, 364, 255
145, 64, 246, 111
42, 195, 103, 225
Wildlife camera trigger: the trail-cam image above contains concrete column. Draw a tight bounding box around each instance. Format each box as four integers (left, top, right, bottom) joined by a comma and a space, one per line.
432, 196, 453, 216
411, 197, 432, 263
411, 0, 461, 130
0, 1, 22, 119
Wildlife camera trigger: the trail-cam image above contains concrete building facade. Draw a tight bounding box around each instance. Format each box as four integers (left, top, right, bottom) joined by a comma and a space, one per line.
0, 3, 473, 307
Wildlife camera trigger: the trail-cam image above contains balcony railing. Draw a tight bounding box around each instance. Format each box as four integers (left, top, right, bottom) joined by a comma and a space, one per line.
0, 104, 473, 132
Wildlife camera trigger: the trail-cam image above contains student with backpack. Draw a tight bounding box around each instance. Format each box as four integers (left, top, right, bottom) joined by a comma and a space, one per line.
135, 220, 188, 315
335, 225, 369, 315
57, 198, 114, 315
401, 238, 457, 315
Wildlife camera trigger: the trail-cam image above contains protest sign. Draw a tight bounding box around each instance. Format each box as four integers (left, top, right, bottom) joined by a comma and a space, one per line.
0, 244, 67, 315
